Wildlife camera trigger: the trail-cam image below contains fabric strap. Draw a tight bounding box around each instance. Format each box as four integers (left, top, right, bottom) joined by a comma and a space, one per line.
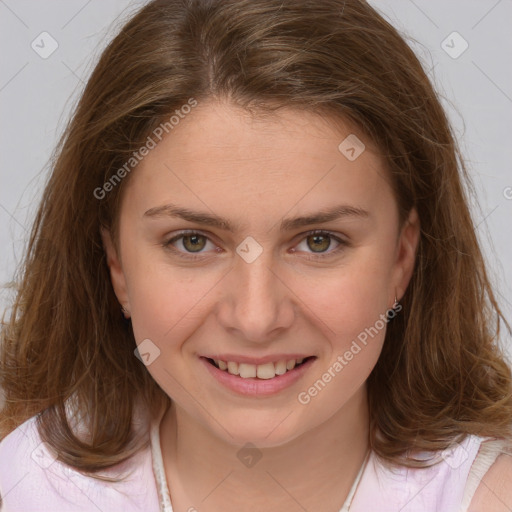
150, 409, 370, 512
459, 438, 508, 511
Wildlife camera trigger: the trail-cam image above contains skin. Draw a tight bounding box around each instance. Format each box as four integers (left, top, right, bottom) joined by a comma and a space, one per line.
468, 450, 512, 511
102, 99, 421, 511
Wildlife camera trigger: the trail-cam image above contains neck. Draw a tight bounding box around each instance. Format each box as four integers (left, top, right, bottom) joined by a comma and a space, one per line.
159, 387, 369, 512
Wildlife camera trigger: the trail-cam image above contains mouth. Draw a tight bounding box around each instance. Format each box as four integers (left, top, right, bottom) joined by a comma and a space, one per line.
200, 355, 317, 397
204, 356, 316, 379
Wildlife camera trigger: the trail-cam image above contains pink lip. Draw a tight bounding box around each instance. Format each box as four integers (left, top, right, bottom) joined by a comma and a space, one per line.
202, 353, 313, 365
200, 356, 316, 397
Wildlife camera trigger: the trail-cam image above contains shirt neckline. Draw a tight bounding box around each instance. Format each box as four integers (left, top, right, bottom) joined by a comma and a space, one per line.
149, 407, 370, 512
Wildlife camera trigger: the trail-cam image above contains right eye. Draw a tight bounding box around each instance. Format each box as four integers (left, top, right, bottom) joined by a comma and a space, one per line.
162, 230, 220, 259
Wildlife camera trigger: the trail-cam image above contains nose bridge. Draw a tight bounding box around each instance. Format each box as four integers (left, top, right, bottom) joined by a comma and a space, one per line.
219, 244, 294, 341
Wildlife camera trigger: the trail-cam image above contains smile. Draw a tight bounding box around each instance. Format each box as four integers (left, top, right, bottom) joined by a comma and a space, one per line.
200, 355, 317, 397
206, 357, 314, 379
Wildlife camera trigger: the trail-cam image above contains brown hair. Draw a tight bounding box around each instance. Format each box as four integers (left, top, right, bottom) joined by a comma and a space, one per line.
1, 0, 511, 474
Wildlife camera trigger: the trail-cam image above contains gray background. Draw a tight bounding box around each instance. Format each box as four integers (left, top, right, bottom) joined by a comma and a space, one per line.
1, 0, 511, 355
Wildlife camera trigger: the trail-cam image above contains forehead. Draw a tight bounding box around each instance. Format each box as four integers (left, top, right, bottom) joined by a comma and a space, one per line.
122, 100, 394, 228
144, 101, 377, 166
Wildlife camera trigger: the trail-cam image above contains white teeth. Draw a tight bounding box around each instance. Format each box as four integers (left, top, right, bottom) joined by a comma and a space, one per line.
256, 362, 276, 380
213, 357, 310, 379
286, 359, 296, 370
238, 363, 257, 378
274, 360, 287, 375
227, 361, 239, 375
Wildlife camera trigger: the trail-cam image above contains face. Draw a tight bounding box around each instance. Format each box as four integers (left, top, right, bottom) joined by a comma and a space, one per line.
103, 100, 419, 448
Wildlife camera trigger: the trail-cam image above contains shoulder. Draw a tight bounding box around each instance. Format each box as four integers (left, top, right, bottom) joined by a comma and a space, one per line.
0, 414, 48, 475
0, 412, 160, 511
468, 441, 512, 512
351, 434, 484, 512
0, 414, 57, 509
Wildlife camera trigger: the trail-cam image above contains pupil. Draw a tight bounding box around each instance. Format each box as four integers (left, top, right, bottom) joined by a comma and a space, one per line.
184, 234, 206, 252
308, 234, 330, 253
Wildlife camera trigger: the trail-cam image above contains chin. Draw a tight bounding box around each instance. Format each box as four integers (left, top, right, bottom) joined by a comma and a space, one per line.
208, 410, 308, 449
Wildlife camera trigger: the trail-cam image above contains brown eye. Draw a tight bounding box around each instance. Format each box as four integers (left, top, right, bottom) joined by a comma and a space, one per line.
163, 230, 218, 259
293, 230, 347, 259
306, 233, 331, 253
181, 234, 207, 252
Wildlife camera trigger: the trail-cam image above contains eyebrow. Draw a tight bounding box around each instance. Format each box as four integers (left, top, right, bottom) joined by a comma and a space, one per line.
143, 203, 369, 232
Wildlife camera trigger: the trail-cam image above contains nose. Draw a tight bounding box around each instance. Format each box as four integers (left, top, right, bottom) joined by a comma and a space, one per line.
216, 249, 296, 343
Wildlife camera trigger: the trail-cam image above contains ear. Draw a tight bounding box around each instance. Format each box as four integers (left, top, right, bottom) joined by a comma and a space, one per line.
393, 207, 420, 301
101, 226, 130, 313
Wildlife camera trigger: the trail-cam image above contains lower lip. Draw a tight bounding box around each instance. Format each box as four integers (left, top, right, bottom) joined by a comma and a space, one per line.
200, 357, 316, 397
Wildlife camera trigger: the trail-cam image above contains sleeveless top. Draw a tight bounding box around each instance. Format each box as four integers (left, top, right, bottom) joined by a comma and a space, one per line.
0, 407, 507, 511
149, 407, 507, 512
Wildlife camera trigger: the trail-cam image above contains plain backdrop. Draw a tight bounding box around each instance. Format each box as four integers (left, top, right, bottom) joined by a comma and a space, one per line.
0, 0, 511, 355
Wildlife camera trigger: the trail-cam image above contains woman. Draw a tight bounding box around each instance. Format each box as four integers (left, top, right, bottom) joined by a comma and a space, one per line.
1, 0, 511, 510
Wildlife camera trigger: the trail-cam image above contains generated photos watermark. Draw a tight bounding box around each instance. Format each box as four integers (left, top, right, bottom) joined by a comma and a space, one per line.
94, 98, 198, 200
297, 302, 402, 405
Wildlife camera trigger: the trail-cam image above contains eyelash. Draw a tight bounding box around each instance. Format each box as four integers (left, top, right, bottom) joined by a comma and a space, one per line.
162, 229, 349, 261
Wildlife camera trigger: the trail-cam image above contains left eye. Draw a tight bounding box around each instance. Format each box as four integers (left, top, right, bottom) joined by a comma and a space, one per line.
163, 230, 346, 259
164, 232, 214, 253
294, 231, 342, 254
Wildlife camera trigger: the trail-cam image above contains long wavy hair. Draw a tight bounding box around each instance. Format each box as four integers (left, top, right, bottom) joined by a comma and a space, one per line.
1, 0, 511, 475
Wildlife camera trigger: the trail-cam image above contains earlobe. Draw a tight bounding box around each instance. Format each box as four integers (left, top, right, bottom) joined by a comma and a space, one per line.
100, 227, 130, 310
394, 208, 421, 300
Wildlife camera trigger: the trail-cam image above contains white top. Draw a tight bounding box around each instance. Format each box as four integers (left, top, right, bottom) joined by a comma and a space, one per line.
0, 407, 507, 511
148, 406, 507, 512
149, 409, 370, 512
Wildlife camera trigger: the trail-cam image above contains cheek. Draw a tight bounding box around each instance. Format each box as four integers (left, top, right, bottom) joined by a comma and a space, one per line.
125, 250, 223, 346
126, 262, 222, 395
289, 246, 394, 405
293, 250, 393, 342
293, 264, 389, 412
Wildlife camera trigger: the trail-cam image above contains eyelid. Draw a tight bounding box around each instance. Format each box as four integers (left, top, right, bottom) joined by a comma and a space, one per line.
162, 229, 349, 260
291, 229, 348, 259
162, 229, 218, 259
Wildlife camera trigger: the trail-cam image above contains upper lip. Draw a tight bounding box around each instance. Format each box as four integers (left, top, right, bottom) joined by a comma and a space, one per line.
201, 354, 315, 365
